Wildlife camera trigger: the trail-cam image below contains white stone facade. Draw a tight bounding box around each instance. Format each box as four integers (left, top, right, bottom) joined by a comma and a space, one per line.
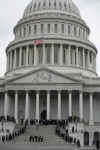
0, 0, 100, 146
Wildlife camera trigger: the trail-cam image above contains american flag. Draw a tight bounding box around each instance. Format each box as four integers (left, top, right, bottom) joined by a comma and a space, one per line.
34, 40, 43, 46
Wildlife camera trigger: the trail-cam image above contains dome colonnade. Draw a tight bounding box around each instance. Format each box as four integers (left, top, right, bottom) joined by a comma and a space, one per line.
6, 0, 97, 76
6, 42, 96, 74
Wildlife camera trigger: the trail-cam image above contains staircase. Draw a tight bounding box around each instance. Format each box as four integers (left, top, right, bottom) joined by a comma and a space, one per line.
14, 125, 75, 147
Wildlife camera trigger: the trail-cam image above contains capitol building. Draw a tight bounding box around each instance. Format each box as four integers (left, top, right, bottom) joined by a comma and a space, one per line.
0, 0, 100, 146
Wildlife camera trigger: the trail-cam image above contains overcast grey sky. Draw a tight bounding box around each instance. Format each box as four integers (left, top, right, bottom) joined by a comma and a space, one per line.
0, 0, 100, 76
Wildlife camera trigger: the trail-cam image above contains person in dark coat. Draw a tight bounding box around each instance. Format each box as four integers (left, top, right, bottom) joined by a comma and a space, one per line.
96, 140, 100, 150
77, 140, 80, 147
2, 136, 5, 144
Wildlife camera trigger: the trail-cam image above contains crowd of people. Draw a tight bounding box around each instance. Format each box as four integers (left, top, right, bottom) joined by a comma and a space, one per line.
0, 116, 16, 123
29, 136, 44, 143
0, 125, 26, 144
55, 119, 81, 148
55, 125, 80, 147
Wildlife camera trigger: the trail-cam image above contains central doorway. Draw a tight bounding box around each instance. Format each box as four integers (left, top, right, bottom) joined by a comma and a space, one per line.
40, 110, 47, 120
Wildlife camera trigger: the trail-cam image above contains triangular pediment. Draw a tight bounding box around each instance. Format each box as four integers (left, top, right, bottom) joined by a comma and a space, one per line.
7, 68, 81, 84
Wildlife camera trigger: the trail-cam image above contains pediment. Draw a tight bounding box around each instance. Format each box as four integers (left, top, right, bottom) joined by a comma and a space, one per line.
7, 68, 81, 84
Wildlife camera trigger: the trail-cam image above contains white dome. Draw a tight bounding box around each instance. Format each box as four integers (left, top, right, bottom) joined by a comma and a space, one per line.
23, 0, 81, 18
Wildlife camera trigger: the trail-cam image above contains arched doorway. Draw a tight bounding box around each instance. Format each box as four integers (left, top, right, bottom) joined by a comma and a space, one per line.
40, 110, 47, 120
93, 132, 100, 149
84, 132, 89, 146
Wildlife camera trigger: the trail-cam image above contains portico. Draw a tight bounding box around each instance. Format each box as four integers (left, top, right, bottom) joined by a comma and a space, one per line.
2, 88, 94, 125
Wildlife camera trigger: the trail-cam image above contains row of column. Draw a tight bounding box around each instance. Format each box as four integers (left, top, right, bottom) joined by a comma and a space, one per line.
15, 23, 88, 40
7, 44, 96, 71
4, 91, 94, 125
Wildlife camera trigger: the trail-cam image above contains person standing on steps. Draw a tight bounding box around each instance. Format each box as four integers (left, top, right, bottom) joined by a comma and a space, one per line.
36, 120, 39, 130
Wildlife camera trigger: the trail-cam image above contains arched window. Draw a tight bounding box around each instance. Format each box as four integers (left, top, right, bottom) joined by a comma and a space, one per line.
93, 132, 100, 147
84, 132, 89, 146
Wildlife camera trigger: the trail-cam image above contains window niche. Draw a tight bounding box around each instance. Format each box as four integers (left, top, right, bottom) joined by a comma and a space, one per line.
41, 24, 44, 33
48, 24, 50, 33
54, 24, 58, 33
34, 24, 37, 34
54, 44, 60, 64
62, 24, 64, 33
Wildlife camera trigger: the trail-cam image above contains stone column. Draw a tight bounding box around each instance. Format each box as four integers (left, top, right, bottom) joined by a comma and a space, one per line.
83, 48, 85, 69
94, 54, 96, 71
36, 91, 39, 120
76, 47, 79, 67
68, 45, 71, 66
57, 90, 61, 120
14, 49, 16, 69
79, 91, 83, 120
87, 51, 90, 68
89, 93, 94, 125
26, 46, 29, 66
25, 91, 29, 120
59, 44, 63, 65
34, 45, 37, 65
43, 44, 46, 64
4, 92, 8, 119
19, 47, 22, 67
10, 51, 12, 70
6, 54, 9, 72
47, 91, 50, 120
68, 91, 72, 116
51, 44, 54, 65
8, 53, 10, 71
15, 91, 18, 123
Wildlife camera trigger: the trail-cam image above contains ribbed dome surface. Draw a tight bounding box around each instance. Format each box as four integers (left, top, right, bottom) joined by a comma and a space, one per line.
23, 0, 81, 18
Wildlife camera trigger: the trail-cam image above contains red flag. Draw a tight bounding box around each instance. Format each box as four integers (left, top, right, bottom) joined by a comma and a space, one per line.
34, 40, 43, 46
